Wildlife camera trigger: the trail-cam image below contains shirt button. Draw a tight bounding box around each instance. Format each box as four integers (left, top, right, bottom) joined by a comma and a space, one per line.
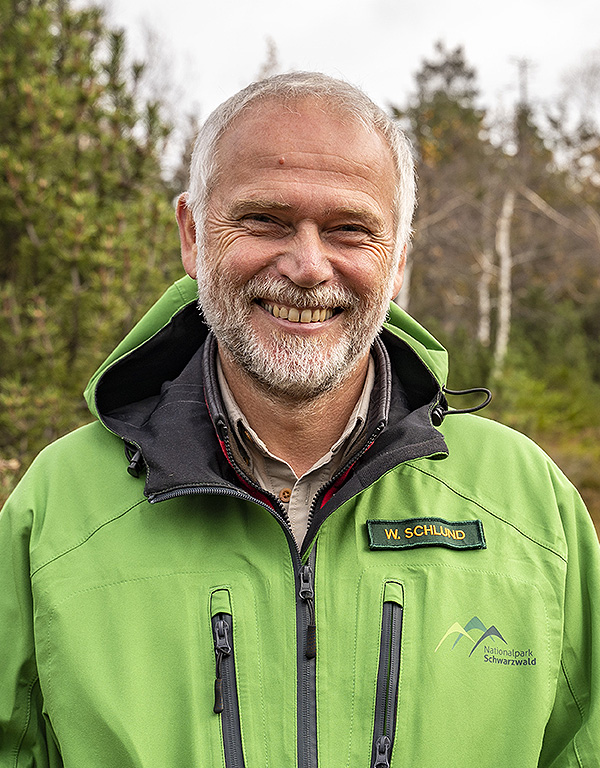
278, 488, 292, 503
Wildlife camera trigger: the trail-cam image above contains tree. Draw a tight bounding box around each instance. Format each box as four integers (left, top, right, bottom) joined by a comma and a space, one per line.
392, 42, 500, 353
0, 0, 183, 502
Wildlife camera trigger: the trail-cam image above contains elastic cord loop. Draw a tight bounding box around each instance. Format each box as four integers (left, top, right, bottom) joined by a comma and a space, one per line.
431, 386, 492, 426
442, 386, 492, 416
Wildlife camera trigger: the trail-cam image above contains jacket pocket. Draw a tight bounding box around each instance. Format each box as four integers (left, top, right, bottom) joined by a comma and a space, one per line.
371, 581, 404, 768
211, 588, 246, 768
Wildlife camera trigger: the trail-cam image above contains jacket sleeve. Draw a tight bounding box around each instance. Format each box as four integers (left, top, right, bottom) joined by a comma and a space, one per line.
538, 472, 600, 767
0, 475, 60, 767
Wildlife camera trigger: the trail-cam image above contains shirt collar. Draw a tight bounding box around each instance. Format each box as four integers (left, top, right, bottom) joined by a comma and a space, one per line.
216, 355, 376, 476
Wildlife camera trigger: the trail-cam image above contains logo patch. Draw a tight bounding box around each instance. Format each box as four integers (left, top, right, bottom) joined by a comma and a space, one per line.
435, 615, 537, 666
367, 518, 485, 551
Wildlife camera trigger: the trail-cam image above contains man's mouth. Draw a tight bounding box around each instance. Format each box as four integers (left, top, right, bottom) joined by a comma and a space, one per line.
258, 300, 337, 324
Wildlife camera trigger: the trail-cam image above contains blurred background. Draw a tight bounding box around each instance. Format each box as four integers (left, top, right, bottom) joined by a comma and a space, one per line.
2, 0, 600, 534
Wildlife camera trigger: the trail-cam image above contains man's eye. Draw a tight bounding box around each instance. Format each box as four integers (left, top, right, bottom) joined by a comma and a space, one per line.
240, 214, 283, 233
331, 224, 370, 239
247, 214, 275, 224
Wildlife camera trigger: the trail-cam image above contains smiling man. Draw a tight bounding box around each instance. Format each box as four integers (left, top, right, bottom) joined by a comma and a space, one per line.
1, 72, 599, 768
176, 93, 406, 490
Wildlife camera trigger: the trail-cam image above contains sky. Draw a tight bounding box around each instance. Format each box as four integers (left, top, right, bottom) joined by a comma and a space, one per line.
97, 0, 600, 124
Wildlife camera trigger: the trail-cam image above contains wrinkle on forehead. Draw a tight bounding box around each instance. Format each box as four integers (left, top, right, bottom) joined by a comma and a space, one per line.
211, 98, 396, 195
261, 149, 385, 178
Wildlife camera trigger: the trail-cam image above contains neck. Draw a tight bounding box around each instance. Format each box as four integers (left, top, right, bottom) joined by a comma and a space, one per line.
219, 350, 370, 477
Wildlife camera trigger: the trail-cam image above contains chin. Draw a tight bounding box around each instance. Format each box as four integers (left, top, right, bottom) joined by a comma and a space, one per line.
231, 331, 367, 401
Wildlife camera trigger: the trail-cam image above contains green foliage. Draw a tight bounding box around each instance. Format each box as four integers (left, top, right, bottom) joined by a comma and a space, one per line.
488, 295, 600, 431
433, 288, 600, 434
0, 0, 182, 501
394, 41, 487, 169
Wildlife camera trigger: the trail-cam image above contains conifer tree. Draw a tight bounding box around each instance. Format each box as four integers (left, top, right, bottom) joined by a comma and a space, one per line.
0, 0, 182, 500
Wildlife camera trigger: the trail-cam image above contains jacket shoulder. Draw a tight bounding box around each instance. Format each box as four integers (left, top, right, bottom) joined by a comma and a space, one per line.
421, 413, 592, 559
3, 421, 145, 573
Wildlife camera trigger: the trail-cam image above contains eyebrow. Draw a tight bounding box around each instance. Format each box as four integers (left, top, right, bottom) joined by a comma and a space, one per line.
325, 205, 385, 232
229, 199, 386, 231
229, 199, 293, 217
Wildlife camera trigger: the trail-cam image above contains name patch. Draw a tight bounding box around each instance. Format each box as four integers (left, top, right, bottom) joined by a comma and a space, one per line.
367, 518, 486, 551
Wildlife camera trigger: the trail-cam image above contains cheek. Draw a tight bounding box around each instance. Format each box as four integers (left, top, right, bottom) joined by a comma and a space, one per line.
203, 224, 241, 263
339, 245, 396, 297
204, 220, 279, 278
204, 234, 265, 279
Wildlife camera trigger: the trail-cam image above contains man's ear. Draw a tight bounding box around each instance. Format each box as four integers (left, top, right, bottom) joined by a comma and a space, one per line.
176, 193, 198, 278
390, 245, 407, 299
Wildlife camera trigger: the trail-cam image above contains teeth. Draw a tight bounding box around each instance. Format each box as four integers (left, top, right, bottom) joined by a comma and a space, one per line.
260, 301, 335, 323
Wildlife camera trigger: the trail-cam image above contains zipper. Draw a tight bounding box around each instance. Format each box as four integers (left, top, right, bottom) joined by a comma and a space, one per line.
298, 547, 318, 768
153, 420, 320, 768
150, 485, 266, 505
371, 582, 404, 768
303, 420, 386, 549
211, 589, 245, 768
215, 418, 319, 768
299, 561, 316, 659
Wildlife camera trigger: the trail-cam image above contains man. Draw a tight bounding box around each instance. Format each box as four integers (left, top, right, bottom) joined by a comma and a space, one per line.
1, 72, 598, 767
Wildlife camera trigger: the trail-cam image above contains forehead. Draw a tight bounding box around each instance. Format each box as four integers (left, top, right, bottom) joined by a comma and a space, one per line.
210, 97, 397, 210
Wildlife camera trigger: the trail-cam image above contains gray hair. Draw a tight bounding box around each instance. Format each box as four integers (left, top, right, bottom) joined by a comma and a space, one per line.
187, 71, 416, 255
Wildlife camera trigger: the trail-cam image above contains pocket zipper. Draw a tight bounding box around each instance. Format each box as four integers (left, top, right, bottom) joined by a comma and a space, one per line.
211, 590, 245, 768
371, 582, 404, 768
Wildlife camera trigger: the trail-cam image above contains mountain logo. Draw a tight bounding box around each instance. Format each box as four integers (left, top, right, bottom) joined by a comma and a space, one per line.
435, 616, 507, 657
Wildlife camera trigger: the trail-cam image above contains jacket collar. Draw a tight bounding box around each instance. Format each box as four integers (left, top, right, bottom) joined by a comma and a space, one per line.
96, 301, 448, 505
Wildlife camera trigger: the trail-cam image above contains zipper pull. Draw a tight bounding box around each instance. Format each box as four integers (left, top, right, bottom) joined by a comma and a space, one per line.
124, 444, 144, 478
374, 735, 391, 767
299, 565, 316, 659
213, 618, 231, 713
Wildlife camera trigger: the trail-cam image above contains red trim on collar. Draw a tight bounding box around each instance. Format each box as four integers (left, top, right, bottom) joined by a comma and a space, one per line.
215, 435, 275, 511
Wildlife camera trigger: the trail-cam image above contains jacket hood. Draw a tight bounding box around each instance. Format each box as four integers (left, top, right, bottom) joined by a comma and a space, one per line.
84, 276, 200, 420
384, 301, 448, 388
84, 275, 449, 421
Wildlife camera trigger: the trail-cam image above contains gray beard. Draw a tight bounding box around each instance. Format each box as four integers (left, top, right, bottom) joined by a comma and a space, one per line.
196, 268, 392, 401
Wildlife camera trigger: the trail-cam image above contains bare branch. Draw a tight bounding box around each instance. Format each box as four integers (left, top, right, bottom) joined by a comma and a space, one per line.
416, 196, 465, 231
519, 185, 594, 242
584, 204, 600, 248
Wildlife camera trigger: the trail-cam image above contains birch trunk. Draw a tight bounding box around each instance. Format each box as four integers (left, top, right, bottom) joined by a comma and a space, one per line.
477, 188, 495, 347
493, 189, 516, 375
477, 247, 493, 346
395, 246, 412, 312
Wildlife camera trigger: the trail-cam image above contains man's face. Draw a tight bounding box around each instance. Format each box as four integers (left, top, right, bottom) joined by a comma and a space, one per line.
179, 98, 404, 400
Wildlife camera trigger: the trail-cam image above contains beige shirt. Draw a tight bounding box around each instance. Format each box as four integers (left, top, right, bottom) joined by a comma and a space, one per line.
217, 357, 375, 547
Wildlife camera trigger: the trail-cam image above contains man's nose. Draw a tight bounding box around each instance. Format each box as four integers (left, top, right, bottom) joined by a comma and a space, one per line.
276, 223, 334, 287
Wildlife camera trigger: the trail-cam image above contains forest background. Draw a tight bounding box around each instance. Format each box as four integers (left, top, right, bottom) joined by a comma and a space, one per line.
2, 0, 600, 536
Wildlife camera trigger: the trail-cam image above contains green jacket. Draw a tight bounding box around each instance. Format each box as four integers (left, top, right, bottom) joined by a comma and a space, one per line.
1, 276, 599, 767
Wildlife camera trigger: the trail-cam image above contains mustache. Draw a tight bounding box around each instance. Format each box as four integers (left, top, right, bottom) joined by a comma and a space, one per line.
242, 275, 360, 310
